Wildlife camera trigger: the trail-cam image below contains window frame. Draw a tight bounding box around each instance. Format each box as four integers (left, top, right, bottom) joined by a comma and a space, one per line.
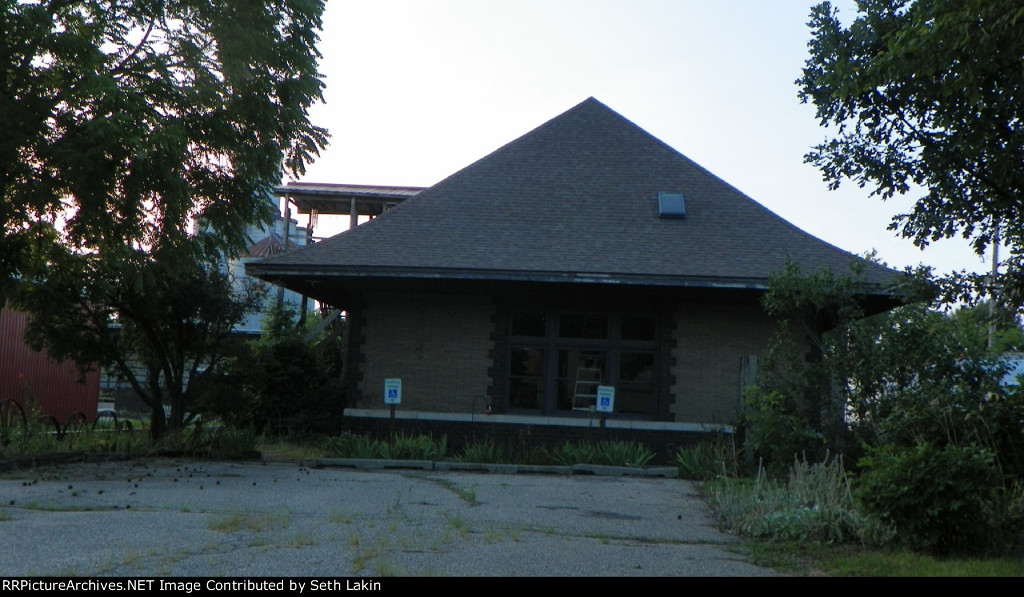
506, 310, 659, 417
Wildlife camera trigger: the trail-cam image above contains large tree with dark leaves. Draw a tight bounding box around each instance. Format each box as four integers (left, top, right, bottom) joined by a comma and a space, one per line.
1, 1, 328, 437
18, 245, 266, 439
1, 0, 328, 298
797, 0, 1024, 309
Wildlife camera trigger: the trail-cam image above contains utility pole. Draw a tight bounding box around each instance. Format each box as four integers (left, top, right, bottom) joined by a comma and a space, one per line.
988, 224, 1000, 351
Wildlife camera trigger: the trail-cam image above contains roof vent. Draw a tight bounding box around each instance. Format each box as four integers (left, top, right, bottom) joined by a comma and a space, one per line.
657, 192, 686, 219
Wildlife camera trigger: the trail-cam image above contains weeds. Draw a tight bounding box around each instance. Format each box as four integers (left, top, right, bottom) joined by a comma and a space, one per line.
708, 456, 872, 545
434, 479, 478, 506
208, 512, 290, 533
328, 510, 355, 524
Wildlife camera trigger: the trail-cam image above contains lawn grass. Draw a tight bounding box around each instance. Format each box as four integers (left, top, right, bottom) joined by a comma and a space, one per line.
743, 526, 1023, 577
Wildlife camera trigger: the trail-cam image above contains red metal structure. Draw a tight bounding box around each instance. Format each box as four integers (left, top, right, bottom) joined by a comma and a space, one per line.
0, 306, 99, 423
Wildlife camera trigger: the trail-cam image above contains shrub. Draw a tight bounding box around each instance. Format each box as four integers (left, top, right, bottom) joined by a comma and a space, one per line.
197, 304, 346, 437
708, 456, 870, 544
856, 443, 1009, 556
741, 387, 825, 475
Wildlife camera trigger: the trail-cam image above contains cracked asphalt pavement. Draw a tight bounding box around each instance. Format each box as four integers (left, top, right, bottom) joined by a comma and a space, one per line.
0, 458, 778, 577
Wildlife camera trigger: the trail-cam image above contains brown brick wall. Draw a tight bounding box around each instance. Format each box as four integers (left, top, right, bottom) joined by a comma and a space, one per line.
670, 303, 778, 425
359, 292, 495, 413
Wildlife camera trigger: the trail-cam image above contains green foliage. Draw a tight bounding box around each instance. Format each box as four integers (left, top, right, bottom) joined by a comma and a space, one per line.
673, 435, 742, 480
708, 457, 871, 545
856, 443, 1014, 556
952, 302, 1024, 354
821, 549, 1024, 578
317, 434, 654, 468
754, 259, 885, 457
750, 262, 1024, 556
203, 427, 260, 460
2, 0, 329, 438
762, 259, 867, 338
752, 260, 1024, 479
321, 432, 381, 460
551, 440, 654, 468
840, 304, 1024, 477
17, 249, 265, 439
742, 386, 825, 475
382, 433, 448, 461
198, 303, 345, 436
798, 0, 1024, 309
321, 432, 448, 461
457, 439, 511, 464
1, 1, 329, 300
456, 433, 554, 465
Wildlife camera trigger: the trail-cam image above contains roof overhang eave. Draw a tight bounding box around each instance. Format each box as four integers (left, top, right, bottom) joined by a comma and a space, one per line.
244, 264, 776, 291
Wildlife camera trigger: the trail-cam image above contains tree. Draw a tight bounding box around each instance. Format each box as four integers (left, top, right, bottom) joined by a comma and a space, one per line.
2, 2, 328, 437
797, 0, 1024, 310
197, 302, 345, 436
18, 244, 265, 439
750, 262, 1022, 474
753, 259, 887, 461
1, 0, 329, 298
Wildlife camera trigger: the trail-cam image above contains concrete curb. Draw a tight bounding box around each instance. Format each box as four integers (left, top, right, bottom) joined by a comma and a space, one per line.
303, 457, 434, 471
304, 457, 678, 478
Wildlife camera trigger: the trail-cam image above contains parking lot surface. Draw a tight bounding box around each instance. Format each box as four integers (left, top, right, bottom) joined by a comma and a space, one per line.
0, 458, 778, 577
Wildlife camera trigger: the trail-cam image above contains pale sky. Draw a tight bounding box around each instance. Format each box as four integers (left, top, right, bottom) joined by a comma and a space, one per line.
293, 0, 991, 277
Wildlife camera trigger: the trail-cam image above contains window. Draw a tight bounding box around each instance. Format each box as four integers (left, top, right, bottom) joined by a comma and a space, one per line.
507, 311, 658, 417
657, 192, 686, 218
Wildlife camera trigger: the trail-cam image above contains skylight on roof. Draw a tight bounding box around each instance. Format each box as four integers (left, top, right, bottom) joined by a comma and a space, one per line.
657, 192, 686, 218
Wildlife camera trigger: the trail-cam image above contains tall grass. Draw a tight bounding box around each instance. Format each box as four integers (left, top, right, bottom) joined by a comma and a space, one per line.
708, 456, 878, 545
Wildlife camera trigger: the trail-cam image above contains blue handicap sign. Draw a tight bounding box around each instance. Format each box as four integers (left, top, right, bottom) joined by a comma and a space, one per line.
388, 389, 398, 399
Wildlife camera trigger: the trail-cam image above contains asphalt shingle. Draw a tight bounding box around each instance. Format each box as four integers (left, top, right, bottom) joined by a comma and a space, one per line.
249, 98, 899, 291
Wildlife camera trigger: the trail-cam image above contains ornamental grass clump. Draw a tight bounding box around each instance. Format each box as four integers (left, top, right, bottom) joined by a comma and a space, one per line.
381, 433, 448, 461
457, 439, 510, 464
552, 440, 654, 468
674, 434, 742, 480
708, 456, 873, 545
320, 432, 448, 461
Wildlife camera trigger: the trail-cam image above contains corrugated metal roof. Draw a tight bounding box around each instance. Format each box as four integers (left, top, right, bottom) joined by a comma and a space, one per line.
244, 232, 285, 258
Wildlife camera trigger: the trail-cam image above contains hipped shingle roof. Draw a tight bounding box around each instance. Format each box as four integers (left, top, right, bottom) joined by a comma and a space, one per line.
249, 98, 898, 293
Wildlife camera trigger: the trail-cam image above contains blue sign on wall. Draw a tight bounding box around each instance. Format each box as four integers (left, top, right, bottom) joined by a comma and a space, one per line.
384, 378, 402, 405
596, 385, 615, 413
